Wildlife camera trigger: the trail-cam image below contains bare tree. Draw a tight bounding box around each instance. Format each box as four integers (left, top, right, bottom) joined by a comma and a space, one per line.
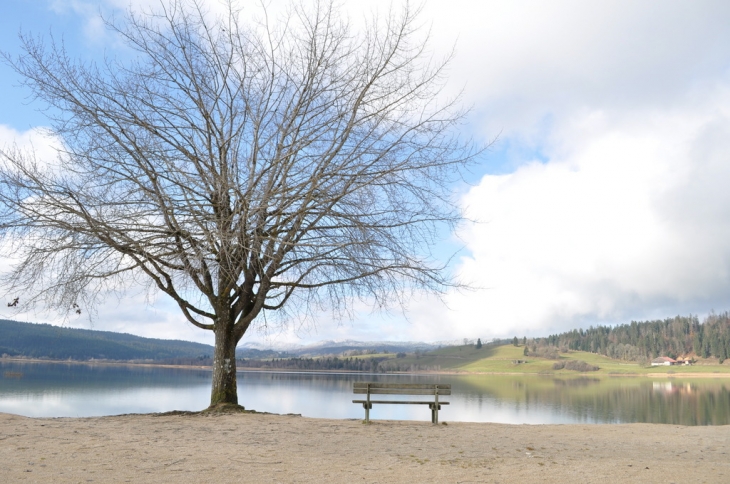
0, 0, 477, 408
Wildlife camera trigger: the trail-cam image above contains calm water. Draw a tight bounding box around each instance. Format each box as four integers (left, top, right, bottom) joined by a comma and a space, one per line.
1, 361, 729, 425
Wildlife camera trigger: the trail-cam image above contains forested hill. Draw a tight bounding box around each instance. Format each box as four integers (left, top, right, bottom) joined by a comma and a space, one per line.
537, 313, 730, 363
0, 319, 214, 361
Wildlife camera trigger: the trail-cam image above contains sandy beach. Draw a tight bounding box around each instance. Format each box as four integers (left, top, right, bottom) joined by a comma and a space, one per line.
1, 411, 728, 483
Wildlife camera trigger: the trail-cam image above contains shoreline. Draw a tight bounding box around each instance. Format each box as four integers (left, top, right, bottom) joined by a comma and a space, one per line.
4, 356, 730, 379
1, 411, 728, 483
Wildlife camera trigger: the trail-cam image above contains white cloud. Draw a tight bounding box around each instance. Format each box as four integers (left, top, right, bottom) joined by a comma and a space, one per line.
319, 0, 730, 343
438, 84, 730, 340
422, 1, 730, 139
0, 125, 60, 161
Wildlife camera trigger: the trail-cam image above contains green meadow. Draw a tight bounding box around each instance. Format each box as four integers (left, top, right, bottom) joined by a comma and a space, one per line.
391, 343, 730, 376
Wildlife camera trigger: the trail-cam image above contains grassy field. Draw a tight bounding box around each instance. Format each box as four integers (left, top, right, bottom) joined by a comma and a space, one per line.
345, 353, 397, 359
391, 343, 730, 376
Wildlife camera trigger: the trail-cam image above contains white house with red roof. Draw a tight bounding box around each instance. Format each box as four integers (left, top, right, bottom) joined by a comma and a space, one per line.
651, 356, 677, 366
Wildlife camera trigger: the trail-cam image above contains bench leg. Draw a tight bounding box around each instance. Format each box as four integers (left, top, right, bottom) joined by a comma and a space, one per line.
430, 403, 441, 424
362, 402, 372, 423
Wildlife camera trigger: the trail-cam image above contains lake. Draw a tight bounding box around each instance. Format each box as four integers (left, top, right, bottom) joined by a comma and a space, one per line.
1, 360, 729, 425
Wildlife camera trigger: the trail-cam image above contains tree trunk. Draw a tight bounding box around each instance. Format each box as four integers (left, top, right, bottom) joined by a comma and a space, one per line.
210, 323, 238, 406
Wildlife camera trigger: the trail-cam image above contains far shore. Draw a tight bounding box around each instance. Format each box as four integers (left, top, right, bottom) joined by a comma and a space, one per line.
1, 410, 728, 483
3, 356, 730, 378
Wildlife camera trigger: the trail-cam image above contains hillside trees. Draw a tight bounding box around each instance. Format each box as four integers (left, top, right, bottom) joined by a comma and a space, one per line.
537, 313, 730, 363
0, 1, 477, 407
0, 319, 214, 361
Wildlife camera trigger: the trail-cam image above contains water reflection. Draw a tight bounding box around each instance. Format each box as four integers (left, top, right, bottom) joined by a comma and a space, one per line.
0, 361, 212, 417
453, 375, 730, 425
1, 361, 729, 425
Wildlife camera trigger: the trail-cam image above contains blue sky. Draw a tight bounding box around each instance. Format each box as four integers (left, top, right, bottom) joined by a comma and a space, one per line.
2, 0, 730, 348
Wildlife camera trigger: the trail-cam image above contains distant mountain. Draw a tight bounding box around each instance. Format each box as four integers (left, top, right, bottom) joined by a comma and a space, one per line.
0, 319, 450, 362
239, 339, 442, 357
0, 319, 214, 361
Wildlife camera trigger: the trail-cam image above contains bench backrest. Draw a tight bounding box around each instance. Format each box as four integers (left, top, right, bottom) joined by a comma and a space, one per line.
353, 382, 451, 396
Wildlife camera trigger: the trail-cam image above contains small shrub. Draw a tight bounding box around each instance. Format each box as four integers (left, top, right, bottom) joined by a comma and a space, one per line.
527, 346, 560, 360
566, 360, 599, 372
554, 360, 599, 371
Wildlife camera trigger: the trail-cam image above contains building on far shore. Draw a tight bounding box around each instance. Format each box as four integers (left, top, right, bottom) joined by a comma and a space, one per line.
674, 356, 694, 366
651, 356, 677, 366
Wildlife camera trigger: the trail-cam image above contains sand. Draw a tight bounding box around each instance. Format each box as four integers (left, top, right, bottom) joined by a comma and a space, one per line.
1, 411, 728, 483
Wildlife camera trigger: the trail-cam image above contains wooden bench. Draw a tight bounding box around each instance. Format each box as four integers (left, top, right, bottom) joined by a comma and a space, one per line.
352, 382, 451, 424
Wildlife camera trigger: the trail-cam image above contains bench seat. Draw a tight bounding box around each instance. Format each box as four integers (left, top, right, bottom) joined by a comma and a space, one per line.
352, 382, 451, 423
352, 400, 451, 405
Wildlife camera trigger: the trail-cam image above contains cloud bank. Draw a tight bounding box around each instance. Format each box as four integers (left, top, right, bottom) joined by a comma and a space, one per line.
432, 0, 730, 340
